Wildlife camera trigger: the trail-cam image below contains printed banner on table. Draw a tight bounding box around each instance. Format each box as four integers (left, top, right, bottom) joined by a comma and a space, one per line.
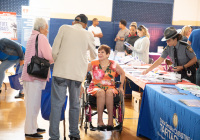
0, 12, 17, 40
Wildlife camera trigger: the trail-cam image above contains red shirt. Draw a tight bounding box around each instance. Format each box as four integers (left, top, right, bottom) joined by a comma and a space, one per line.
128, 33, 137, 37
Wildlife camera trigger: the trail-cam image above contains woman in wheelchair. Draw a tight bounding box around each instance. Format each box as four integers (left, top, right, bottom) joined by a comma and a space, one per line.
81, 45, 125, 131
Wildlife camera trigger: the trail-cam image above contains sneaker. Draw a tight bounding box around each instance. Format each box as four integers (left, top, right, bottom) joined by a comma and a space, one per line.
37, 128, 46, 133
15, 93, 24, 98
25, 133, 43, 138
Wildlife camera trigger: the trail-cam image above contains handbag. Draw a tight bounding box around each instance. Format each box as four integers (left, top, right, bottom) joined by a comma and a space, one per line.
27, 34, 50, 79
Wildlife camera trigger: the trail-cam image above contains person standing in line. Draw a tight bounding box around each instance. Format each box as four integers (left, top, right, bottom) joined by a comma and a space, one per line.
188, 28, 200, 85
88, 18, 103, 49
49, 14, 97, 140
129, 25, 150, 64
114, 19, 129, 52
124, 24, 139, 55
21, 17, 54, 139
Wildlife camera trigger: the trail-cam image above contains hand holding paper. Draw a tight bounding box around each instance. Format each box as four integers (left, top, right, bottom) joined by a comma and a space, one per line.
124, 42, 134, 50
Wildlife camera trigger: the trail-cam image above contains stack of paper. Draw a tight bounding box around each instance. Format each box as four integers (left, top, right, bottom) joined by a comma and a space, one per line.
176, 84, 200, 97
132, 65, 150, 69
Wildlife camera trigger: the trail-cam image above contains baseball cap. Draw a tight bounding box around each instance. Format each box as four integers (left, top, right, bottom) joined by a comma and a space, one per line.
75, 14, 88, 24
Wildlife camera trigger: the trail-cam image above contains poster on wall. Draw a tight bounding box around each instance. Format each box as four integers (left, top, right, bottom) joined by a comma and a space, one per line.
21, 6, 50, 47
0, 11, 17, 40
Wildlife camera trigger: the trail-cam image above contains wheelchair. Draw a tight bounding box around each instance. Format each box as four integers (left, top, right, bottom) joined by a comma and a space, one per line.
79, 72, 125, 134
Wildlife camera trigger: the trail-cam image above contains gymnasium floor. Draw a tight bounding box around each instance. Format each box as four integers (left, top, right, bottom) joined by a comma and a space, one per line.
0, 82, 148, 140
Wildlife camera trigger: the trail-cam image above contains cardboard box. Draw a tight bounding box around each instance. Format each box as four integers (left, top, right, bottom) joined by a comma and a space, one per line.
132, 91, 142, 100
133, 97, 141, 113
132, 91, 143, 112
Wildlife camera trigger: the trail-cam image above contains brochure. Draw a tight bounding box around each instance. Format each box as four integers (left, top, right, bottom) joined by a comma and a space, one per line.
179, 99, 200, 107
161, 86, 186, 95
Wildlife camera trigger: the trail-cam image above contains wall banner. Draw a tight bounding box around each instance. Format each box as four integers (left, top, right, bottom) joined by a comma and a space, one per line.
0, 11, 17, 40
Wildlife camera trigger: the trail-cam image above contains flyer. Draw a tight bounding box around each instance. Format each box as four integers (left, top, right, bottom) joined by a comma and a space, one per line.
161, 86, 186, 95
179, 99, 200, 107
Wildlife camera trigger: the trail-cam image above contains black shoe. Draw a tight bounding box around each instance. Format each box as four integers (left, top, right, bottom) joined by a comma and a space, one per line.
37, 128, 46, 133
15, 93, 24, 98
25, 133, 43, 138
107, 125, 114, 131
70, 136, 80, 140
97, 125, 107, 131
0, 89, 1, 94
113, 124, 121, 131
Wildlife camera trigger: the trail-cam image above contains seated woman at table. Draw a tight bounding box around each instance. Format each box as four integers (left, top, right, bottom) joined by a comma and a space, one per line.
82, 45, 125, 131
129, 25, 150, 64
142, 27, 197, 84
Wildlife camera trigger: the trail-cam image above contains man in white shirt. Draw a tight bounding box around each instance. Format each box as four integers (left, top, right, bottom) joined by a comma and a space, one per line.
88, 18, 103, 49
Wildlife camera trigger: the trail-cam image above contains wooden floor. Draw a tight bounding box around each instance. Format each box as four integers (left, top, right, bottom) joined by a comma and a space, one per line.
0, 84, 148, 140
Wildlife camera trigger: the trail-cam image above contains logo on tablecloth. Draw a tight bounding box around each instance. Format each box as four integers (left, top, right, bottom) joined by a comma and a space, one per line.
159, 117, 192, 139
173, 113, 178, 128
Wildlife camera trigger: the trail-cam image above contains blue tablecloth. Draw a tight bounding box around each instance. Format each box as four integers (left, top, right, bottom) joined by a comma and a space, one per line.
137, 84, 200, 140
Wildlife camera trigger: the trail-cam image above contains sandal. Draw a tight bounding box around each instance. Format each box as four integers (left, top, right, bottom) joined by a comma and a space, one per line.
97, 125, 107, 131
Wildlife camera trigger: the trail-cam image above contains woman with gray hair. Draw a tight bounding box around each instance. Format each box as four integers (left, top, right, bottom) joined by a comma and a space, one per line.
21, 17, 54, 138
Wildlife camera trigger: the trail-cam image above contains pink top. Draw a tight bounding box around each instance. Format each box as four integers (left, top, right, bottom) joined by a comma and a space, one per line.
21, 30, 54, 82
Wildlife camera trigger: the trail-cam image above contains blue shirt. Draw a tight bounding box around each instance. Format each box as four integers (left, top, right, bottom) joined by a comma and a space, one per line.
7, 46, 26, 60
0, 46, 26, 61
0, 51, 9, 61
189, 29, 200, 59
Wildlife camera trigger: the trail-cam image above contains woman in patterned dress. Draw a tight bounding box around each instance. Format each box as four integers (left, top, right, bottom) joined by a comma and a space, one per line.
82, 45, 125, 131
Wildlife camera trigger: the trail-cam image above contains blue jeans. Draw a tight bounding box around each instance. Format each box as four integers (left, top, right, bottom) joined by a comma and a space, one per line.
49, 76, 81, 140
196, 60, 200, 86
0, 59, 23, 93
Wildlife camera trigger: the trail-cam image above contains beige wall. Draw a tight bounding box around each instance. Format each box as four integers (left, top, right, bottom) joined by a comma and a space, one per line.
29, 0, 113, 21
172, 0, 200, 26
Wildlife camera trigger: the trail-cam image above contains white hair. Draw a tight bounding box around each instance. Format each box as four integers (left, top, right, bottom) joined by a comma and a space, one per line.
33, 18, 47, 31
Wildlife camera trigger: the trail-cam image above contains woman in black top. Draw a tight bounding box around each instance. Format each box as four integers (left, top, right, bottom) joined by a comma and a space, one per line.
124, 24, 139, 55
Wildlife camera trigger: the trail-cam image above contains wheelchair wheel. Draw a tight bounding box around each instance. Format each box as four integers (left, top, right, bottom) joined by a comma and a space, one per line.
84, 122, 88, 134
119, 97, 125, 133
115, 92, 125, 133
120, 93, 125, 123
79, 92, 85, 128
